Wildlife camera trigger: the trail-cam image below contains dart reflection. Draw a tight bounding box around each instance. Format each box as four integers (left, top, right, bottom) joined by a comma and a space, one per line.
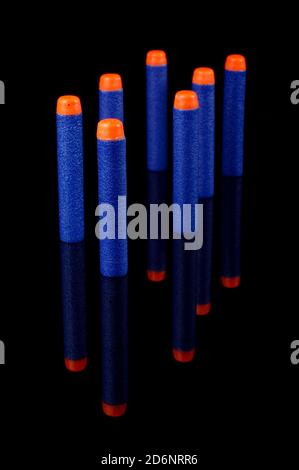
59, 241, 88, 372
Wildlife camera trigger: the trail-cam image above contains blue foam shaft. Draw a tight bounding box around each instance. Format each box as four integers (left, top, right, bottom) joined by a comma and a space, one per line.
222, 70, 246, 176
60, 241, 88, 362
99, 90, 124, 122
147, 170, 167, 274
172, 103, 199, 354
173, 106, 199, 234
56, 113, 84, 242
192, 83, 215, 198
221, 177, 243, 277
97, 138, 128, 277
101, 276, 128, 407
146, 65, 168, 171
197, 198, 213, 306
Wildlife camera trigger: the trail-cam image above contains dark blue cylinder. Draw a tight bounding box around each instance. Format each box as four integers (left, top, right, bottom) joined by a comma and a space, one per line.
173, 94, 199, 235
56, 96, 84, 243
172, 239, 197, 359
196, 198, 213, 315
100, 275, 128, 416
99, 90, 124, 121
147, 170, 167, 281
99, 74, 124, 121
172, 91, 199, 361
97, 120, 128, 277
192, 73, 215, 198
146, 51, 168, 171
220, 176, 243, 287
60, 241, 88, 371
222, 56, 246, 176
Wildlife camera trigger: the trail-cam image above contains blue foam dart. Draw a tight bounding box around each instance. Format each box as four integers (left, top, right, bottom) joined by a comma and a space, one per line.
222, 55, 247, 176
101, 275, 128, 417
146, 50, 168, 171
60, 241, 88, 372
172, 91, 199, 362
99, 74, 124, 121
220, 176, 243, 288
56, 96, 84, 243
192, 68, 215, 314
147, 170, 167, 282
192, 68, 215, 198
97, 119, 128, 277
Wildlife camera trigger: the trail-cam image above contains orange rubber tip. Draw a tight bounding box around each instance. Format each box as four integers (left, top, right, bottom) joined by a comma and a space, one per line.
221, 276, 240, 288
174, 90, 199, 110
146, 50, 167, 66
102, 402, 127, 417
64, 357, 87, 372
192, 67, 215, 85
225, 55, 246, 71
57, 96, 82, 115
147, 270, 166, 282
99, 73, 123, 91
196, 303, 211, 316
173, 348, 195, 363
97, 118, 125, 140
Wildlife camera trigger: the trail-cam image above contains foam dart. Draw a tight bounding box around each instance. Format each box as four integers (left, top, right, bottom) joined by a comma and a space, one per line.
146, 170, 167, 282
60, 241, 88, 372
146, 50, 168, 171
172, 91, 199, 362
220, 176, 243, 288
100, 276, 128, 417
192, 68, 215, 315
192, 67, 215, 199
222, 55, 247, 176
99, 73, 124, 122
56, 96, 84, 242
97, 119, 128, 277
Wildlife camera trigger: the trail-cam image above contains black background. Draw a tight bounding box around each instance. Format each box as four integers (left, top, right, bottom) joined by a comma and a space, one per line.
0, 25, 298, 467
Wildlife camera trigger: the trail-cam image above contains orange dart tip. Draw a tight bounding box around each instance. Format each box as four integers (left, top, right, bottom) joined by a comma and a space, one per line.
196, 303, 211, 315
97, 118, 125, 140
192, 67, 215, 85
225, 55, 246, 72
146, 50, 167, 66
99, 74, 123, 91
174, 90, 199, 110
57, 95, 82, 115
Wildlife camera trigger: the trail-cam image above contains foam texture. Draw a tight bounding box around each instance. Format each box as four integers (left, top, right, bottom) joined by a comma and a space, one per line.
146, 65, 168, 171
56, 113, 84, 242
97, 138, 128, 277
221, 177, 243, 277
101, 276, 128, 406
192, 83, 215, 197
197, 198, 213, 306
99, 90, 124, 122
60, 241, 88, 361
172, 239, 197, 352
222, 71, 246, 176
173, 107, 199, 234
147, 170, 167, 273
